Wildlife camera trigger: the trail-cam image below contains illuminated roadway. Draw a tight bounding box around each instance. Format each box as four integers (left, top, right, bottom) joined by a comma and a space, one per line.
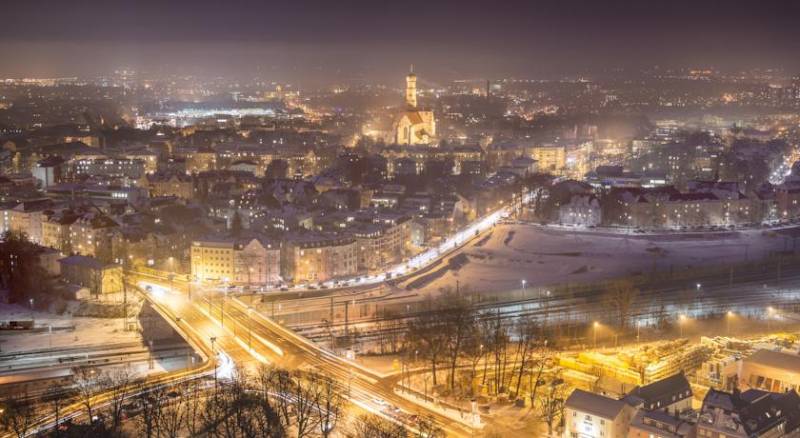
8, 198, 525, 437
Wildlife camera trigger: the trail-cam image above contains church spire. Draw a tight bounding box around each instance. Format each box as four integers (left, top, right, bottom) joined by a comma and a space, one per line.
405, 67, 417, 109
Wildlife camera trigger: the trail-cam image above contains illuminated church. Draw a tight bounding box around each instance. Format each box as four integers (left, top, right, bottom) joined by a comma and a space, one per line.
394, 68, 436, 145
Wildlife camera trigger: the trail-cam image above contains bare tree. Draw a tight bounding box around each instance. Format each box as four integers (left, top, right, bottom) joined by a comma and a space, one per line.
107, 366, 133, 434
528, 343, 552, 408
311, 373, 344, 438
487, 311, 510, 395
352, 413, 407, 438
254, 365, 286, 436
0, 395, 35, 438
183, 380, 206, 438
292, 371, 322, 438
72, 366, 104, 425
538, 372, 567, 437
407, 296, 450, 387
43, 384, 67, 438
138, 385, 166, 438
603, 279, 639, 330
513, 316, 540, 397
156, 388, 187, 438
442, 292, 477, 391
414, 415, 444, 438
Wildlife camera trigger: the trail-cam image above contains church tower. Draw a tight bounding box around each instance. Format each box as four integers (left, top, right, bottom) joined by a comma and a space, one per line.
394, 66, 435, 145
405, 66, 417, 109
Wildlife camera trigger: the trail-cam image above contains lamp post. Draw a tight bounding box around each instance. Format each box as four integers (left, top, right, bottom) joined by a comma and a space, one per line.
210, 336, 217, 388
636, 320, 641, 344
767, 306, 775, 331
679, 315, 686, 338
726, 311, 734, 335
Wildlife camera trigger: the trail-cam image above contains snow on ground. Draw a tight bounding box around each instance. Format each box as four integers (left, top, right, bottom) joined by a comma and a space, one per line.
0, 303, 143, 353
414, 223, 795, 294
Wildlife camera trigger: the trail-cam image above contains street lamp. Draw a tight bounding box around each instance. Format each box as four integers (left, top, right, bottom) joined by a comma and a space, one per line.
767, 306, 776, 331
696, 283, 702, 291
679, 314, 687, 338
210, 336, 218, 388
521, 279, 527, 291
726, 311, 734, 335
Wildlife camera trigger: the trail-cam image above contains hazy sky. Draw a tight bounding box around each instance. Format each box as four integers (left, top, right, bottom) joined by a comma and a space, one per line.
2, 0, 799, 83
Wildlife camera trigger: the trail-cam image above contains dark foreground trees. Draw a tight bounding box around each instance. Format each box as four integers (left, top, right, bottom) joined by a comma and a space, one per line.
129, 365, 344, 438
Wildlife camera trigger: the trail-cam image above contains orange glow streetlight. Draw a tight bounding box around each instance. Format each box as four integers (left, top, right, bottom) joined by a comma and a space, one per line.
679, 314, 687, 338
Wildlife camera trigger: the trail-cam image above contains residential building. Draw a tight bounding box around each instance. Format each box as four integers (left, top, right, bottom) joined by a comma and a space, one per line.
628, 409, 695, 438
190, 237, 281, 286
564, 389, 634, 438
697, 388, 800, 437
59, 255, 123, 295
282, 233, 358, 284
624, 372, 693, 416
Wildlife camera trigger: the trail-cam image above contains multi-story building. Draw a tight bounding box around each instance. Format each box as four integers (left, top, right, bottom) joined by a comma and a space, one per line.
0, 199, 53, 244
190, 237, 280, 286
697, 388, 800, 437
627, 410, 695, 438
72, 157, 146, 180
69, 212, 119, 261
564, 389, 634, 438
531, 145, 567, 175
144, 172, 195, 199
42, 209, 80, 253
559, 194, 602, 227
282, 233, 358, 284
352, 217, 411, 273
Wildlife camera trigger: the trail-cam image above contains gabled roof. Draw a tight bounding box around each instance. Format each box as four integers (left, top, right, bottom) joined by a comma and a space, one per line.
627, 372, 692, 410
565, 389, 627, 419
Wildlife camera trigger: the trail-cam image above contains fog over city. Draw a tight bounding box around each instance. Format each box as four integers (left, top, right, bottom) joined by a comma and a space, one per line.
2, 0, 800, 81
4, 1, 800, 438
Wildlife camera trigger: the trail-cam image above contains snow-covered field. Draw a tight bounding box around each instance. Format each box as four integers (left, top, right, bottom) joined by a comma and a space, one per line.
412, 224, 796, 294
0, 303, 143, 353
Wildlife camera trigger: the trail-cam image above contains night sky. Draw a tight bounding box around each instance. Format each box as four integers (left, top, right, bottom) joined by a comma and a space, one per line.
2, 0, 799, 81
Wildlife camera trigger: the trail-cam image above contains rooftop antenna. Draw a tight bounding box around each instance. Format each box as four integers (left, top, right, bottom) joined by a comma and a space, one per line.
410, 64, 414, 74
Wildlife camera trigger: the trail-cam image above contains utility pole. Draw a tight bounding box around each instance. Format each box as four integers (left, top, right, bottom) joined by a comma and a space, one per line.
729, 266, 733, 287
210, 337, 217, 389
122, 265, 128, 331
344, 300, 350, 338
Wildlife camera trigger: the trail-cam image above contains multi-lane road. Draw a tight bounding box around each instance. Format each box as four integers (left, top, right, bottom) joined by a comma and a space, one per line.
133, 276, 478, 437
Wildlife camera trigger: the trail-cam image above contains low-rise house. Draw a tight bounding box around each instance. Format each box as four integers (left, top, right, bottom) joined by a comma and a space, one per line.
59, 255, 123, 296
624, 372, 693, 416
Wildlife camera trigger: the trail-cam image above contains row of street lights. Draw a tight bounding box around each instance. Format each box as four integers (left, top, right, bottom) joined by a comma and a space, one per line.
590, 309, 749, 349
